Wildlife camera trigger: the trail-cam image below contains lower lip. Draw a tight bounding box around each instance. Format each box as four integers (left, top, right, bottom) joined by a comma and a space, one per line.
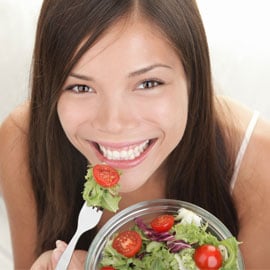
91, 140, 156, 169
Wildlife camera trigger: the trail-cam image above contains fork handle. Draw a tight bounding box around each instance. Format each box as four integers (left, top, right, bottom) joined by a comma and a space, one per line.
55, 230, 81, 270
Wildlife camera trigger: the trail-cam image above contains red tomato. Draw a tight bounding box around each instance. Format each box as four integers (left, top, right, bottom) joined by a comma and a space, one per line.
112, 230, 142, 258
150, 215, 175, 232
100, 267, 116, 270
93, 164, 120, 187
194, 244, 223, 270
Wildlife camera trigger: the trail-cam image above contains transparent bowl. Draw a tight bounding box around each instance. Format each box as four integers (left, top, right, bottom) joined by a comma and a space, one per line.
85, 199, 244, 269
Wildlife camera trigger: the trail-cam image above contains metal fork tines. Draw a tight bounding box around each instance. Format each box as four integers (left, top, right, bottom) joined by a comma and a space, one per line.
55, 202, 103, 270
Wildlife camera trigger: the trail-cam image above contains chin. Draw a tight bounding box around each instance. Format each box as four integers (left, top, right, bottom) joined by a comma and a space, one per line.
118, 178, 146, 194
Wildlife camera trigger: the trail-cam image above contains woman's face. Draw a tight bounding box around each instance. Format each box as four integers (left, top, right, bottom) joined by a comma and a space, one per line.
57, 18, 188, 192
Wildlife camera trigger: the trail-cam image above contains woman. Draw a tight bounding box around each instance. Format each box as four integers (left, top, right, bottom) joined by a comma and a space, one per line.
1, 0, 270, 269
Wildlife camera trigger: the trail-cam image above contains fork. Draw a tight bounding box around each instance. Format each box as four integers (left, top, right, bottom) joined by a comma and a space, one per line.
55, 202, 103, 270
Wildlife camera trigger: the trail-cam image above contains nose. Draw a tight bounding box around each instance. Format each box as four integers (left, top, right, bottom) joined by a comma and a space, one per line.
91, 95, 139, 134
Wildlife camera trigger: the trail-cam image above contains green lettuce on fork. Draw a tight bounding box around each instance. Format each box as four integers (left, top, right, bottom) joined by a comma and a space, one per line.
82, 164, 122, 213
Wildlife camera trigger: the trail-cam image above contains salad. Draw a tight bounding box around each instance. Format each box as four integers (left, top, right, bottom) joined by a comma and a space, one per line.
82, 164, 122, 212
99, 208, 240, 270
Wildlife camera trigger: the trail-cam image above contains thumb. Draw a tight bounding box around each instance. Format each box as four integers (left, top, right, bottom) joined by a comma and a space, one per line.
51, 240, 68, 268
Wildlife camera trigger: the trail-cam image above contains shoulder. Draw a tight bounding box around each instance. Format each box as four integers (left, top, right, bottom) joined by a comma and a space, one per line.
0, 102, 38, 268
230, 99, 270, 216
0, 101, 30, 192
0, 103, 29, 168
0, 101, 30, 135
0, 103, 29, 192
237, 115, 270, 268
0, 101, 30, 191
0, 101, 30, 156
216, 96, 270, 267
216, 96, 270, 189
216, 95, 270, 200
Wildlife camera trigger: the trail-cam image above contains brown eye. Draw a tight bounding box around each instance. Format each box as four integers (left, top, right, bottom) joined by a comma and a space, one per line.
138, 80, 163, 90
66, 84, 94, 93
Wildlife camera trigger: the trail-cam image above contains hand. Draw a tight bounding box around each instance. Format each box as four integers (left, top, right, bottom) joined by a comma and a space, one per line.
30, 240, 87, 270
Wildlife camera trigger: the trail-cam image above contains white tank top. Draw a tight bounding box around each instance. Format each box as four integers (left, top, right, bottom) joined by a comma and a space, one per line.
230, 111, 260, 191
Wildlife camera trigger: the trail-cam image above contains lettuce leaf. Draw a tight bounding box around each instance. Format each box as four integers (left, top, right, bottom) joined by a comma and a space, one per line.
82, 166, 121, 212
99, 207, 240, 269
220, 237, 240, 270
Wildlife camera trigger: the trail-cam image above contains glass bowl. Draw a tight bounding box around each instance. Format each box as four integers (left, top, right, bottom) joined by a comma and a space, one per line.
85, 199, 244, 269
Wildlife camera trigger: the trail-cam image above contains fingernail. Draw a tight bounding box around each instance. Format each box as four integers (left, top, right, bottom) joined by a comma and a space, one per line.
56, 240, 67, 249
55, 240, 62, 248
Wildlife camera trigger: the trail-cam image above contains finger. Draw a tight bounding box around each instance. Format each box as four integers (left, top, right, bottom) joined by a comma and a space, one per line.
51, 240, 68, 268
30, 250, 54, 270
68, 250, 87, 270
52, 248, 63, 267
56, 240, 67, 251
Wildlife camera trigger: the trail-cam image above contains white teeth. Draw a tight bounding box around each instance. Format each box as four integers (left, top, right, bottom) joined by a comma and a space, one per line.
99, 140, 149, 160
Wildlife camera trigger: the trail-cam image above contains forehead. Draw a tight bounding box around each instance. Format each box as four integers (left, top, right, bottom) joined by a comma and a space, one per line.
72, 18, 181, 73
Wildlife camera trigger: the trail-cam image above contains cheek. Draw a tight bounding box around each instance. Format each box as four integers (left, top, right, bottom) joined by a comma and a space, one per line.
165, 107, 188, 150
159, 91, 188, 147
57, 96, 86, 137
153, 90, 188, 132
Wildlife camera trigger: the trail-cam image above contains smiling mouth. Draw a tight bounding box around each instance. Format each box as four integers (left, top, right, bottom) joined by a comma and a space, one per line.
95, 139, 153, 161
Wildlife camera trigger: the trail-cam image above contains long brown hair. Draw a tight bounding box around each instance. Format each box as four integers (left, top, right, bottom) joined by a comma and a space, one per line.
29, 0, 238, 255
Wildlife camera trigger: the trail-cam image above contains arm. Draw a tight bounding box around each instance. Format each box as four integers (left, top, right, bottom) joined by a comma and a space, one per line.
0, 105, 37, 269
0, 104, 87, 270
233, 115, 270, 269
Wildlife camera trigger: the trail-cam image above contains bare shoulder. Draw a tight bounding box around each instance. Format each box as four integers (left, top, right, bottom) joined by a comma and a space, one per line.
0, 101, 30, 190
215, 95, 270, 168
0, 101, 37, 268
216, 96, 270, 268
1, 101, 30, 134
218, 96, 270, 197
0, 102, 29, 153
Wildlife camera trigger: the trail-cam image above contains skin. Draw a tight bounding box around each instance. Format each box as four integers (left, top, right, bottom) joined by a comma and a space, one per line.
1, 18, 270, 270
57, 18, 188, 193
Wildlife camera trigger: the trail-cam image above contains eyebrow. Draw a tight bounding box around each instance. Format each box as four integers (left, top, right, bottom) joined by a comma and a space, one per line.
128, 64, 172, 77
69, 72, 94, 81
69, 63, 172, 81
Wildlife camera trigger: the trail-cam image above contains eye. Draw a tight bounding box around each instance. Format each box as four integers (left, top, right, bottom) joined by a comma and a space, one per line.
137, 79, 164, 90
65, 84, 95, 93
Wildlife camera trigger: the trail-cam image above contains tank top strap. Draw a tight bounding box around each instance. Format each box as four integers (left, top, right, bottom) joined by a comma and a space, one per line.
230, 110, 260, 192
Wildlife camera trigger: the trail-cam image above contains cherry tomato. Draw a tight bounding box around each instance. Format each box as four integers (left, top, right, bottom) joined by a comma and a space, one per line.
100, 267, 116, 270
150, 214, 175, 232
194, 244, 223, 270
112, 230, 142, 258
93, 164, 120, 187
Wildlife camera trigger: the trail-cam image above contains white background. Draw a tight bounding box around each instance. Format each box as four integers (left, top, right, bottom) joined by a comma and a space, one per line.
0, 1, 270, 268
197, 0, 270, 119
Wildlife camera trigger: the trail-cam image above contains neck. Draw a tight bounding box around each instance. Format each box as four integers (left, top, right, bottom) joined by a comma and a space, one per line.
120, 169, 166, 208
